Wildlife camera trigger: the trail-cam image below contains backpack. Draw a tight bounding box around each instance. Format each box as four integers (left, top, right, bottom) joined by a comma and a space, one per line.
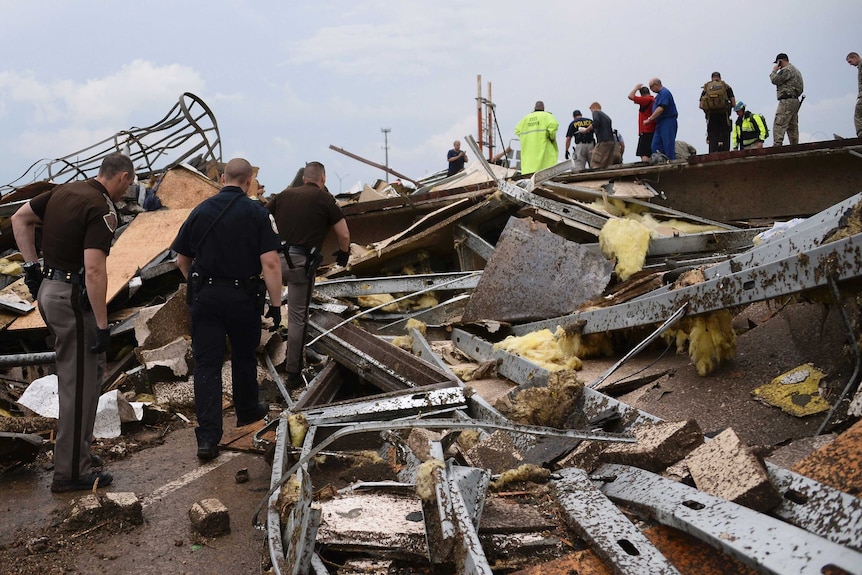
701, 80, 729, 111
754, 113, 770, 139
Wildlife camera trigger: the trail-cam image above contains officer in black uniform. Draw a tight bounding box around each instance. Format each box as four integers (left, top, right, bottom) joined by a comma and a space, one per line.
11, 152, 135, 492
171, 158, 283, 460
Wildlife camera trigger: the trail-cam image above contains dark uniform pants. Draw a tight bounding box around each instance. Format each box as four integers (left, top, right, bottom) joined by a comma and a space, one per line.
280, 251, 312, 375
190, 285, 261, 445
39, 279, 104, 482
707, 112, 731, 153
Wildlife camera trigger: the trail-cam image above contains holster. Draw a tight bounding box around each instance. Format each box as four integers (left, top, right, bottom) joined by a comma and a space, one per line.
306, 247, 323, 281
251, 277, 266, 315
187, 271, 200, 305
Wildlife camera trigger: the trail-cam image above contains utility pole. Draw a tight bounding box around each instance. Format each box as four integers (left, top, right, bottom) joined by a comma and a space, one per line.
381, 127, 391, 183
333, 171, 349, 194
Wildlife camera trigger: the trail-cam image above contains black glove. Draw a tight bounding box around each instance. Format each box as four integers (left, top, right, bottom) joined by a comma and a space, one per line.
264, 305, 281, 331
23, 263, 43, 300
90, 328, 111, 354
333, 249, 349, 267
564, 150, 570, 160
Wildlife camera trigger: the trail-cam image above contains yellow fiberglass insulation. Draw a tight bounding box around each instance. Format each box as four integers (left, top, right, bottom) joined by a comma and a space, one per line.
288, 413, 309, 447
558, 328, 614, 359
664, 311, 737, 376
405, 318, 427, 334
390, 335, 413, 350
493, 328, 582, 371
415, 459, 445, 502
356, 293, 401, 312
506, 369, 585, 428
489, 464, 551, 491
599, 218, 652, 281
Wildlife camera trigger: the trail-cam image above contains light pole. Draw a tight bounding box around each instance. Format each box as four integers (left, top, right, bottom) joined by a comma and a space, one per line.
333, 171, 349, 194
381, 127, 391, 183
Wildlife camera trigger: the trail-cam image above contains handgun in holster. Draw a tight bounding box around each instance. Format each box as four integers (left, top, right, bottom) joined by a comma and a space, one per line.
305, 247, 323, 281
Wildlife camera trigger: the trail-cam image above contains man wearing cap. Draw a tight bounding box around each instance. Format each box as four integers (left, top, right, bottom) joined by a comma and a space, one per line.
563, 110, 594, 171
847, 52, 861, 138
515, 101, 559, 174
769, 53, 804, 146
732, 102, 768, 150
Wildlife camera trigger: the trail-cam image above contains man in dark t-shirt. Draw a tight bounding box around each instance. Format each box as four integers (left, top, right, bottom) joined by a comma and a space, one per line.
266, 161, 351, 384
12, 152, 135, 492
446, 140, 468, 176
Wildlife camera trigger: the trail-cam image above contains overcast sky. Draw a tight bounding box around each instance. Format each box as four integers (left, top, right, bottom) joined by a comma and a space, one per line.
0, 0, 858, 195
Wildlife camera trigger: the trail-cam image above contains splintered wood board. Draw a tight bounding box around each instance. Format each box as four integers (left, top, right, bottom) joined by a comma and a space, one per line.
8, 208, 192, 331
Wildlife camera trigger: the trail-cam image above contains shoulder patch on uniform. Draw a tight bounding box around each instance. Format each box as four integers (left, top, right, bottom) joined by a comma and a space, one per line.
102, 197, 118, 233
269, 213, 279, 235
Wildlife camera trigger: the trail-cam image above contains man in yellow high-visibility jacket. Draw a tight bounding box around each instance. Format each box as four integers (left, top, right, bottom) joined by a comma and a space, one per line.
732, 101, 768, 150
515, 101, 559, 174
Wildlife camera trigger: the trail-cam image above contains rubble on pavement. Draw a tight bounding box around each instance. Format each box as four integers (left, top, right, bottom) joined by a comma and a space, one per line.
1, 96, 862, 573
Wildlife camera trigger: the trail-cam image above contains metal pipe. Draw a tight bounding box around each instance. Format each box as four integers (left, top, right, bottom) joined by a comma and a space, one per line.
0, 352, 56, 367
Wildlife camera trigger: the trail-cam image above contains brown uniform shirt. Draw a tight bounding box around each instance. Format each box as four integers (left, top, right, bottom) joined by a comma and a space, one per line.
265, 182, 344, 250
30, 179, 118, 272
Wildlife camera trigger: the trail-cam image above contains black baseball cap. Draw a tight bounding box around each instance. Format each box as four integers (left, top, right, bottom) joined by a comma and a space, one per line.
774, 53, 788, 63
573, 109, 581, 116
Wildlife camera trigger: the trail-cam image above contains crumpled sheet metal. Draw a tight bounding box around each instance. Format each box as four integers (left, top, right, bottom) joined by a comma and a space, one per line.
461, 216, 612, 323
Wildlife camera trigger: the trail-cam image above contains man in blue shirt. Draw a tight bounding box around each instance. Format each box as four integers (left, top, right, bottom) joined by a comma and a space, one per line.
644, 78, 678, 161
446, 140, 467, 176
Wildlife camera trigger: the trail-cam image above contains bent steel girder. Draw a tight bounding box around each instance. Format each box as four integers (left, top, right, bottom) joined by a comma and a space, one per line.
1, 92, 221, 193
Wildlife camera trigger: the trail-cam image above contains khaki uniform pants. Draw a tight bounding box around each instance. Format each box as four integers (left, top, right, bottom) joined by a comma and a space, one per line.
39, 279, 104, 482
773, 98, 801, 146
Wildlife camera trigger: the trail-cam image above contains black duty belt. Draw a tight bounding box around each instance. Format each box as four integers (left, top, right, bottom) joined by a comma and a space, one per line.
778, 94, 798, 100
43, 267, 84, 285
199, 276, 256, 288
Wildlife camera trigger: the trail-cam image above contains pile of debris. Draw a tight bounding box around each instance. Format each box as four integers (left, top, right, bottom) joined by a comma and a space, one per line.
1, 100, 862, 574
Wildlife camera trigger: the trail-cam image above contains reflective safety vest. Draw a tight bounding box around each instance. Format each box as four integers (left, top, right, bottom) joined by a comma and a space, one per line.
733, 112, 767, 149
516, 111, 559, 174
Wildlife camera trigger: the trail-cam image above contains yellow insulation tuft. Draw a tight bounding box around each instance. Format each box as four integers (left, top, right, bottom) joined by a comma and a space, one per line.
599, 218, 652, 281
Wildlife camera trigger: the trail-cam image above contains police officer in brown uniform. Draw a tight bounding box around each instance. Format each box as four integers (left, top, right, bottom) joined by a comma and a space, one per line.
265, 161, 350, 386
11, 152, 135, 492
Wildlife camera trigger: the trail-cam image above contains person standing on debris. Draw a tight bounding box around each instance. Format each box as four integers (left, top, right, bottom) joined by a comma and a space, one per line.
578, 102, 616, 170
770, 53, 804, 146
628, 84, 656, 162
847, 51, 862, 138
564, 110, 595, 171
612, 129, 625, 163
446, 140, 468, 176
732, 101, 768, 150
266, 161, 350, 387
645, 77, 678, 162
699, 71, 736, 153
515, 101, 559, 174
172, 158, 283, 461
11, 152, 135, 492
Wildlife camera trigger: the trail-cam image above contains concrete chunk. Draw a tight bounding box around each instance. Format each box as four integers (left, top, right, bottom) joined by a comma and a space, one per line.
599, 419, 704, 473
67, 494, 102, 529
138, 336, 192, 378
189, 498, 231, 537
465, 430, 523, 474
103, 492, 143, 525
685, 428, 781, 512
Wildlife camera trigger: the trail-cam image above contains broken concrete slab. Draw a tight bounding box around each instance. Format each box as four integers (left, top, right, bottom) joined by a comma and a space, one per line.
685, 428, 781, 512
137, 336, 192, 379
461, 216, 613, 323
464, 430, 523, 475
598, 419, 704, 473
189, 498, 231, 537
102, 492, 143, 525
133, 286, 190, 350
